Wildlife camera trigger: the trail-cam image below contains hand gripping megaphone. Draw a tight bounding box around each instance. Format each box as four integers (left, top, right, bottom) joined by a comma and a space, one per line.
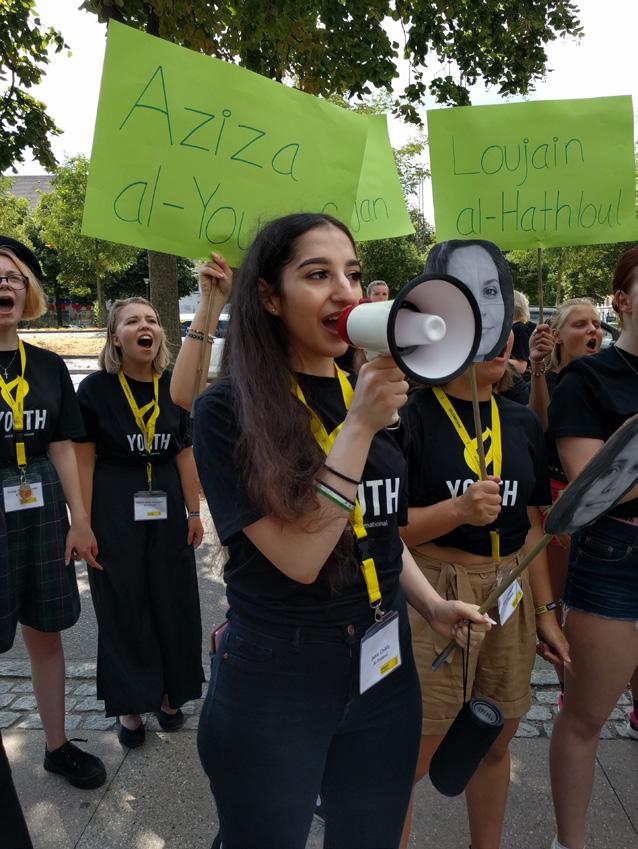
336, 273, 482, 385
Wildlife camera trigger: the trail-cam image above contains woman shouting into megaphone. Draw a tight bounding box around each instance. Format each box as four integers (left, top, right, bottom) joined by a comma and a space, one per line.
192, 212, 491, 849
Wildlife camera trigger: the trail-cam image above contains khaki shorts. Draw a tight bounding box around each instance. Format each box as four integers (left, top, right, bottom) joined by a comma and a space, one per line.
409, 548, 536, 736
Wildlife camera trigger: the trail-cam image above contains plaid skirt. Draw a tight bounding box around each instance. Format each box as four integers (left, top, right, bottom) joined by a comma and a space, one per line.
0, 456, 80, 653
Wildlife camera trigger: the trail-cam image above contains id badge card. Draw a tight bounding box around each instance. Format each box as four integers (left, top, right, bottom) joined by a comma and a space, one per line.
359, 610, 402, 694
134, 490, 168, 521
498, 579, 523, 626
3, 475, 45, 512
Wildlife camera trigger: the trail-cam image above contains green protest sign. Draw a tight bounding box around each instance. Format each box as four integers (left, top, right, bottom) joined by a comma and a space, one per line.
323, 114, 414, 241
428, 96, 637, 250
82, 22, 411, 263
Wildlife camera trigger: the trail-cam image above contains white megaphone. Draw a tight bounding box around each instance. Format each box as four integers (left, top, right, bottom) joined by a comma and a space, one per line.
336, 273, 481, 385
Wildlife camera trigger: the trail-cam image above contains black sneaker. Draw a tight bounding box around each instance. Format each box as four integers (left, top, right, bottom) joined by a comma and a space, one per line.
44, 739, 106, 789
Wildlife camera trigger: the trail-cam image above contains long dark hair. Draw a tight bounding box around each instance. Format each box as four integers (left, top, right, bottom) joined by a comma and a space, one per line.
222, 213, 357, 543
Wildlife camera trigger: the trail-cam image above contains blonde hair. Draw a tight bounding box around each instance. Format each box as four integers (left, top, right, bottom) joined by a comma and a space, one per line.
548, 297, 600, 371
513, 290, 530, 323
99, 297, 169, 375
0, 247, 48, 320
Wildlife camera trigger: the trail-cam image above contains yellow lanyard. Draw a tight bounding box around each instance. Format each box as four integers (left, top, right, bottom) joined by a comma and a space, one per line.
432, 387, 502, 561
118, 370, 160, 489
293, 365, 383, 614
0, 339, 29, 469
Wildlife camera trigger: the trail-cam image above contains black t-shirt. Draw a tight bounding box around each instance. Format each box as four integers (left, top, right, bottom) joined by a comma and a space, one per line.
548, 346, 638, 518
0, 342, 84, 462
400, 389, 550, 556
500, 371, 530, 405
75, 370, 192, 464
193, 374, 408, 626
511, 321, 531, 363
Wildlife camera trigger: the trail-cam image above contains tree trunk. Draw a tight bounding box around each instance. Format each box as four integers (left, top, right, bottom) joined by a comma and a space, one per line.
555, 248, 563, 306
54, 279, 63, 327
94, 241, 107, 326
96, 276, 107, 326
147, 250, 180, 364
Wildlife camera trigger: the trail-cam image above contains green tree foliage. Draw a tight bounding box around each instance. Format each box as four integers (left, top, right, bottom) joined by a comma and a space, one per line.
82, 1, 582, 123
0, 0, 67, 171
34, 156, 137, 325
357, 234, 425, 293
358, 212, 434, 292
507, 243, 635, 307
104, 250, 197, 301
0, 176, 35, 246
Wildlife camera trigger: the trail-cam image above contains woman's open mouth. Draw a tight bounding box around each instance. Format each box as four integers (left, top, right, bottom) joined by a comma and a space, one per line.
585, 337, 597, 352
322, 314, 341, 337
0, 293, 15, 314
137, 334, 154, 349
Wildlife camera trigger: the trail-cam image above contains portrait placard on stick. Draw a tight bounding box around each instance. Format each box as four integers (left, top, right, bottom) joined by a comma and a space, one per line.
428, 96, 638, 250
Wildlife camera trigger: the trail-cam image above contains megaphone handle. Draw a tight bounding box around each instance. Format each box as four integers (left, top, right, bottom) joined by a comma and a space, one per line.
363, 349, 400, 427
430, 532, 553, 672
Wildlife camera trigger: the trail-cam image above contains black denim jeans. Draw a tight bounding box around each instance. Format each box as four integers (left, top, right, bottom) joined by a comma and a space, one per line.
197, 594, 421, 849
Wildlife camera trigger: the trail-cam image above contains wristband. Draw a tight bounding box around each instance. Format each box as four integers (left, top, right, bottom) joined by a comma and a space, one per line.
186, 329, 205, 342
315, 481, 355, 513
323, 463, 360, 486
535, 601, 558, 615
188, 511, 201, 518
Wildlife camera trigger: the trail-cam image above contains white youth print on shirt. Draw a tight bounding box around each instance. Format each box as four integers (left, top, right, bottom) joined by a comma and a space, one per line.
0, 409, 47, 432
358, 477, 400, 528
126, 432, 172, 453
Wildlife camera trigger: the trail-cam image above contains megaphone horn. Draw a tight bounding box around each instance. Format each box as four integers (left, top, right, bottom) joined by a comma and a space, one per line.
336, 273, 482, 385
336, 301, 446, 352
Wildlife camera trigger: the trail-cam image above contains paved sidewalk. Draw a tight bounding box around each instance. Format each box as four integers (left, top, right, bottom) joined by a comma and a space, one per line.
2, 505, 637, 847
4, 730, 637, 849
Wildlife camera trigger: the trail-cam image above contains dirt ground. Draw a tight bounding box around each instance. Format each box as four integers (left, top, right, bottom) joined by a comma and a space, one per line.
20, 329, 105, 357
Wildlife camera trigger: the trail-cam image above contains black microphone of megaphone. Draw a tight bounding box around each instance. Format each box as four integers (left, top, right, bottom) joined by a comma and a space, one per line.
335, 273, 481, 385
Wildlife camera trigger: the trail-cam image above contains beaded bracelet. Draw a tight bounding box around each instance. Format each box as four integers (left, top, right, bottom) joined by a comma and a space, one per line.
186, 329, 215, 344
529, 361, 547, 376
315, 481, 355, 513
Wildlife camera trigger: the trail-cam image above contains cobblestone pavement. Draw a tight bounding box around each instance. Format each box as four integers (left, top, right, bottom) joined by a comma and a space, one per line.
0, 658, 633, 739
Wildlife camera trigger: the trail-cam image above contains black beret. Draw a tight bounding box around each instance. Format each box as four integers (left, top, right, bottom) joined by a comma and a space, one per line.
0, 236, 44, 281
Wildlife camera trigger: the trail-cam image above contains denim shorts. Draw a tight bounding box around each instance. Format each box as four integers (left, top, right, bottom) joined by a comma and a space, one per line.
564, 515, 638, 621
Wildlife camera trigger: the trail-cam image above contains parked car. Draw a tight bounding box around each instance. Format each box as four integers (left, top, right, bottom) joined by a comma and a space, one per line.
180, 313, 195, 337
